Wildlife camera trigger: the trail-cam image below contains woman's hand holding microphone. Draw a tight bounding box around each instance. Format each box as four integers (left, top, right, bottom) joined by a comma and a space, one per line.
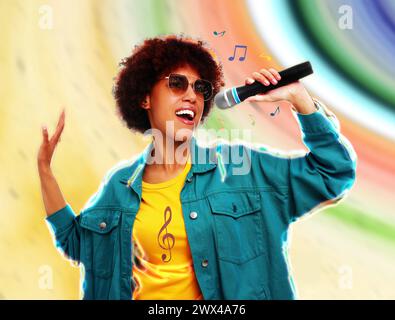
244, 67, 317, 115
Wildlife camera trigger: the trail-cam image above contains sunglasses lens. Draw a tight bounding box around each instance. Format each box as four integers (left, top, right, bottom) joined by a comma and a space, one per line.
194, 79, 213, 100
168, 74, 188, 92
168, 74, 213, 100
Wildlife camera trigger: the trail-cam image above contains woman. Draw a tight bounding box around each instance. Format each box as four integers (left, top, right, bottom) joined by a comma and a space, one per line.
38, 34, 356, 300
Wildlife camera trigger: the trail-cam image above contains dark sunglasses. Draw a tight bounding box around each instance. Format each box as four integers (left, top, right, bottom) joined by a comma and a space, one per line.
162, 73, 214, 101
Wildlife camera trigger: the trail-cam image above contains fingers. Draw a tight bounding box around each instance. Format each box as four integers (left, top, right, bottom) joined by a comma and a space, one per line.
246, 68, 283, 103
245, 94, 267, 103
268, 68, 281, 81
259, 68, 278, 85
49, 109, 65, 145
42, 125, 49, 144
245, 77, 255, 85
251, 67, 282, 87
320, 103, 336, 118
252, 71, 271, 86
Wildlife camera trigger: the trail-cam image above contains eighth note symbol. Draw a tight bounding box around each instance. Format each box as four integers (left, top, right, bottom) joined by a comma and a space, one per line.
228, 44, 247, 62
270, 106, 280, 117
213, 30, 226, 37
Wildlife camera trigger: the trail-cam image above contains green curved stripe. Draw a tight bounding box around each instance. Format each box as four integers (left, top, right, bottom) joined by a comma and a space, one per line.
289, 0, 395, 110
324, 203, 395, 246
136, 0, 175, 35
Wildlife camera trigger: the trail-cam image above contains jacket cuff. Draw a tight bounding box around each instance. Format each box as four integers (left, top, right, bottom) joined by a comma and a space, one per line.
296, 103, 338, 134
45, 204, 76, 234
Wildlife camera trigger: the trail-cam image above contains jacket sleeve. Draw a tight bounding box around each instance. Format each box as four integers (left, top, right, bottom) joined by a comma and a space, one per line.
44, 165, 116, 264
45, 204, 82, 264
250, 99, 357, 224
286, 99, 357, 222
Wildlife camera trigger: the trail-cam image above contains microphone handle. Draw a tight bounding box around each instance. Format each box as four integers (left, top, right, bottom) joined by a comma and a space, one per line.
236, 61, 313, 101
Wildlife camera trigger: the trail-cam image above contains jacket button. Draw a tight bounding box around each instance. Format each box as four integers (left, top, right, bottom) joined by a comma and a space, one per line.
99, 222, 107, 230
201, 259, 209, 268
189, 211, 198, 219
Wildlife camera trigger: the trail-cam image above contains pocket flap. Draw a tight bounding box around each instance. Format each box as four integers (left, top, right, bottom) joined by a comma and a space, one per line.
80, 208, 121, 233
208, 191, 261, 218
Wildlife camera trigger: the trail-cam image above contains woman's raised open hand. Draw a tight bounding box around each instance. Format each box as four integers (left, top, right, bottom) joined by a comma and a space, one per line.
37, 109, 65, 172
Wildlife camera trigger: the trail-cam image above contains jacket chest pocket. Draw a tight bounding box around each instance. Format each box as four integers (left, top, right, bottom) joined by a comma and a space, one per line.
207, 191, 265, 264
80, 208, 121, 278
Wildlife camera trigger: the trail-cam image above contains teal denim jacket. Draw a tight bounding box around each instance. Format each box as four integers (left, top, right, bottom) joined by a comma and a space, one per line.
45, 103, 357, 300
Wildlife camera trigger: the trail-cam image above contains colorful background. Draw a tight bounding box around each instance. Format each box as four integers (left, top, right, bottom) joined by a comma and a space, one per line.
1, 0, 394, 299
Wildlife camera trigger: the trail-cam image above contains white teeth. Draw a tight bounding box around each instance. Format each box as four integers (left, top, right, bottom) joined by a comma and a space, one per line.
175, 109, 195, 118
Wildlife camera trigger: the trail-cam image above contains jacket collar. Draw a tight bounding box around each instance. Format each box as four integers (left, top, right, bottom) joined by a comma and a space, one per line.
119, 136, 217, 199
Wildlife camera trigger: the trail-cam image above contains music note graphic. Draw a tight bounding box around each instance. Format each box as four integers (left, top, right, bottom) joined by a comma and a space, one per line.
259, 53, 272, 61
157, 206, 175, 262
270, 106, 280, 117
213, 30, 226, 37
228, 45, 247, 62
248, 114, 255, 126
216, 116, 225, 129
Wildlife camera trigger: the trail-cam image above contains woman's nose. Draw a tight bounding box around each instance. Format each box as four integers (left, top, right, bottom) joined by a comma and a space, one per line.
183, 83, 197, 101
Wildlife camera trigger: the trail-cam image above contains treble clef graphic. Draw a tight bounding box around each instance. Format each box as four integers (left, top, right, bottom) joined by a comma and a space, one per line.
157, 206, 175, 262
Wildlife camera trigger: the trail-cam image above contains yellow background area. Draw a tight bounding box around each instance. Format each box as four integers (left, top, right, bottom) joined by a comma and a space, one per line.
0, 0, 148, 299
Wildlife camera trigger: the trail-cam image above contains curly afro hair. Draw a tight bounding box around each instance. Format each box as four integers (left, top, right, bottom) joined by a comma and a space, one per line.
113, 33, 225, 134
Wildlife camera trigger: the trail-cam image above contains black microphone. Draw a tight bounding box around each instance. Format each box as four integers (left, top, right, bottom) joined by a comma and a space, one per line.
214, 61, 313, 109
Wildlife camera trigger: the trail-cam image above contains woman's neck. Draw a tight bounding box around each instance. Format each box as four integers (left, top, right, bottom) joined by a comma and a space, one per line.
147, 137, 191, 173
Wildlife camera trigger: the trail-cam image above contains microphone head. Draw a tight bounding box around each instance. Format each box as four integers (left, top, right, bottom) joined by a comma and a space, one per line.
214, 89, 237, 109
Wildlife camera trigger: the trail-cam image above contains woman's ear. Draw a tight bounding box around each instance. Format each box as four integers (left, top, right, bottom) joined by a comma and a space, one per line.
141, 95, 151, 110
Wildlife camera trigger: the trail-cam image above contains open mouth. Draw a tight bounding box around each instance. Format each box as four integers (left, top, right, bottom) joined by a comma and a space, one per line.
175, 108, 196, 125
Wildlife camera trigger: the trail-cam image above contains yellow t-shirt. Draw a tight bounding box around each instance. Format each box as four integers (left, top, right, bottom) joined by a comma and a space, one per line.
131, 158, 203, 300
